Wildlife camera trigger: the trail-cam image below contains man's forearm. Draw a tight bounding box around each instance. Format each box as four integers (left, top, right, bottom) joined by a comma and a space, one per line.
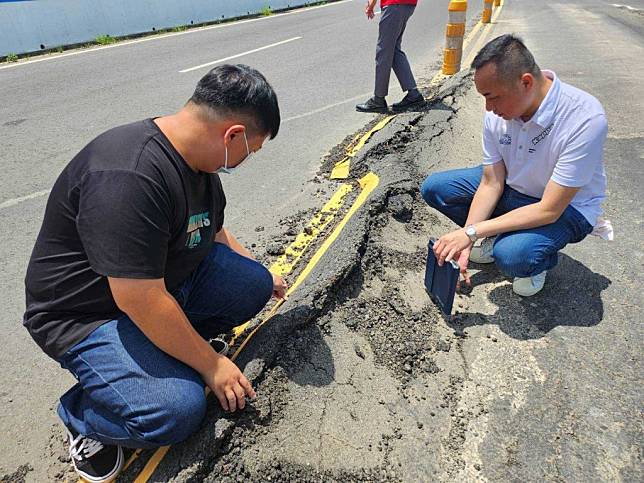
215, 228, 254, 259
465, 183, 504, 227
476, 202, 560, 239
123, 286, 220, 376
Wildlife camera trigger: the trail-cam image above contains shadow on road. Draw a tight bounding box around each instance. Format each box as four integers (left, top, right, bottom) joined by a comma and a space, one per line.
281, 323, 336, 388
446, 253, 611, 340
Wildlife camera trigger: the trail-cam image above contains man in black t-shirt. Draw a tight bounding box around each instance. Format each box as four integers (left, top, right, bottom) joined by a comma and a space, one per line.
24, 64, 286, 483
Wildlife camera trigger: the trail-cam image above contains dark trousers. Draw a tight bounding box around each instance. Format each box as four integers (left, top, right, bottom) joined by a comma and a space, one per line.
375, 4, 417, 97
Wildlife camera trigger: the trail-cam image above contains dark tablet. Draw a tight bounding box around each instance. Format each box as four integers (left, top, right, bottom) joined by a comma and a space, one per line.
424, 238, 460, 315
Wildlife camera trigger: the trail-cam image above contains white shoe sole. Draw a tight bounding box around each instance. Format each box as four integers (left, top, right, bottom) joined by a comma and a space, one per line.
470, 237, 495, 264
469, 252, 495, 264
513, 274, 546, 297
73, 444, 124, 483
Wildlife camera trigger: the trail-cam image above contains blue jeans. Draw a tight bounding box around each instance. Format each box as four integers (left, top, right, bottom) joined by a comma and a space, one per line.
57, 243, 273, 448
420, 166, 593, 278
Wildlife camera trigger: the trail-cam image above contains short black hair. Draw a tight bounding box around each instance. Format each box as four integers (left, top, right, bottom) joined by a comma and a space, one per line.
471, 34, 541, 84
190, 64, 280, 139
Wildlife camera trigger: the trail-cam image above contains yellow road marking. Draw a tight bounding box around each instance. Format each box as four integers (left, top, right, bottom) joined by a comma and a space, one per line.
118, 3, 507, 480
132, 172, 379, 482
330, 116, 396, 179
463, 16, 484, 51
230, 182, 353, 340
269, 183, 353, 277
123, 449, 143, 472
231, 172, 379, 360
290, 172, 379, 294
133, 446, 170, 483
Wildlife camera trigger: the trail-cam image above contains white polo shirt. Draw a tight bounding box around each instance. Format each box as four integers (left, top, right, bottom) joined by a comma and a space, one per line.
482, 70, 608, 226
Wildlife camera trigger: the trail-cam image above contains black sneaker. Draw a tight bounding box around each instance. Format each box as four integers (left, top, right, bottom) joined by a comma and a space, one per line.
209, 337, 229, 355
66, 428, 124, 483
356, 96, 389, 113
392, 91, 425, 112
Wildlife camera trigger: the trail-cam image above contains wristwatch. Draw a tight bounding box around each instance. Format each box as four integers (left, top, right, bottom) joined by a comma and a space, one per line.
465, 224, 478, 242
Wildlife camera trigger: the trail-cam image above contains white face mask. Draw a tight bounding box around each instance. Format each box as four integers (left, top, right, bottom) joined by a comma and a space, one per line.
217, 131, 253, 175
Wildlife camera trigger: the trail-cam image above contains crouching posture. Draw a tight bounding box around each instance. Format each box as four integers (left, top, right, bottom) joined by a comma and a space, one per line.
421, 35, 609, 296
23, 64, 287, 482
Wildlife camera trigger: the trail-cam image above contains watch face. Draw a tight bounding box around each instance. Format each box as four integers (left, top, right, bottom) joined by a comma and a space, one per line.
466, 227, 476, 236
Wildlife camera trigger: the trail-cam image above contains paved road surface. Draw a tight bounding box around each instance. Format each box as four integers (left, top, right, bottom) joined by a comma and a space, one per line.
0, 0, 486, 479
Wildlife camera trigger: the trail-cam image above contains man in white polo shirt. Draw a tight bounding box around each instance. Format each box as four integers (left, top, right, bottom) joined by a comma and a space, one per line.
420, 34, 609, 296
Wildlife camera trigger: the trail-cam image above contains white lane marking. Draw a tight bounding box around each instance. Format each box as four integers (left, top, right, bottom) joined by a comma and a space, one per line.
1, 91, 371, 209
0, 190, 50, 210
179, 36, 302, 73
0, 0, 353, 72
611, 3, 642, 11
283, 92, 371, 123
2, 89, 379, 209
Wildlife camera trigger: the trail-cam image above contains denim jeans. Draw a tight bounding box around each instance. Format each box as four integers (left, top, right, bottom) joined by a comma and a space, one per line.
57, 242, 273, 448
420, 166, 593, 278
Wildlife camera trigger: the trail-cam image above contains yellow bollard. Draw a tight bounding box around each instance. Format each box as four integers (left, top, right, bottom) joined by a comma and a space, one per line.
482, 0, 493, 23
442, 0, 467, 75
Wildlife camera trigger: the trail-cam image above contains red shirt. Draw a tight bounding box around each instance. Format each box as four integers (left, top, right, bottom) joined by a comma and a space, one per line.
381, 0, 418, 6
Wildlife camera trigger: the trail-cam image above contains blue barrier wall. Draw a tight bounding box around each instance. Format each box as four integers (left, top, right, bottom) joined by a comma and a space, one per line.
0, 0, 315, 57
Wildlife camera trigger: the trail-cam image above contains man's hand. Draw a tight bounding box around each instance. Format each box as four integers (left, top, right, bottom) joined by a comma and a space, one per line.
365, 0, 376, 19
272, 273, 288, 300
202, 355, 256, 412
433, 229, 473, 267
456, 245, 472, 288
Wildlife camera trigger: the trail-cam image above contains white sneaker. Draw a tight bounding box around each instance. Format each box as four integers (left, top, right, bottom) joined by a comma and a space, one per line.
513, 271, 547, 297
470, 236, 496, 264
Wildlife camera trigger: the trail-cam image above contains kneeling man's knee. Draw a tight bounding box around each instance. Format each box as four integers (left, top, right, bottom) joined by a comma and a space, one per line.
245, 262, 273, 317
258, 264, 274, 305
420, 174, 442, 208
493, 237, 551, 278
127, 386, 207, 447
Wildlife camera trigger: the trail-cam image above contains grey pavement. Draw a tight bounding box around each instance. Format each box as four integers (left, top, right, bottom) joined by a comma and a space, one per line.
0, 0, 486, 480
3, 0, 642, 481
464, 1, 643, 480
116, 0, 642, 481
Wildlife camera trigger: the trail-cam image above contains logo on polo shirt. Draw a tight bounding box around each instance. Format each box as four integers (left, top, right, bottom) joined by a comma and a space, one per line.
532, 123, 554, 146
499, 134, 512, 145
186, 211, 210, 249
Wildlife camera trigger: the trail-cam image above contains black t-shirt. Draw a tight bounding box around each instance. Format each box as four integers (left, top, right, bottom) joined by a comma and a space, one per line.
24, 119, 226, 360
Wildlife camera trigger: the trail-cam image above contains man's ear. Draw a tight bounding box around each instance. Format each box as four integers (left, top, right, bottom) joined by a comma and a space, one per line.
521, 73, 535, 91
223, 124, 245, 146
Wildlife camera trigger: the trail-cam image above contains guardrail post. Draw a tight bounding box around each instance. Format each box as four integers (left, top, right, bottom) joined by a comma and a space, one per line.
442, 0, 467, 75
482, 0, 493, 23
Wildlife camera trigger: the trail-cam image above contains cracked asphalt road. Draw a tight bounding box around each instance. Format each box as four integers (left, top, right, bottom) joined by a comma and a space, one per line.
119, 47, 639, 478
114, 2, 642, 477
3, 1, 642, 481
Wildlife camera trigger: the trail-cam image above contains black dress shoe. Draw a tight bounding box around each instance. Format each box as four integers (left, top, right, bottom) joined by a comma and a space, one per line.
356, 96, 388, 113
392, 92, 425, 112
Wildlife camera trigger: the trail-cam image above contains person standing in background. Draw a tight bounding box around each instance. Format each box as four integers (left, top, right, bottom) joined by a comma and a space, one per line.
357, 0, 425, 113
